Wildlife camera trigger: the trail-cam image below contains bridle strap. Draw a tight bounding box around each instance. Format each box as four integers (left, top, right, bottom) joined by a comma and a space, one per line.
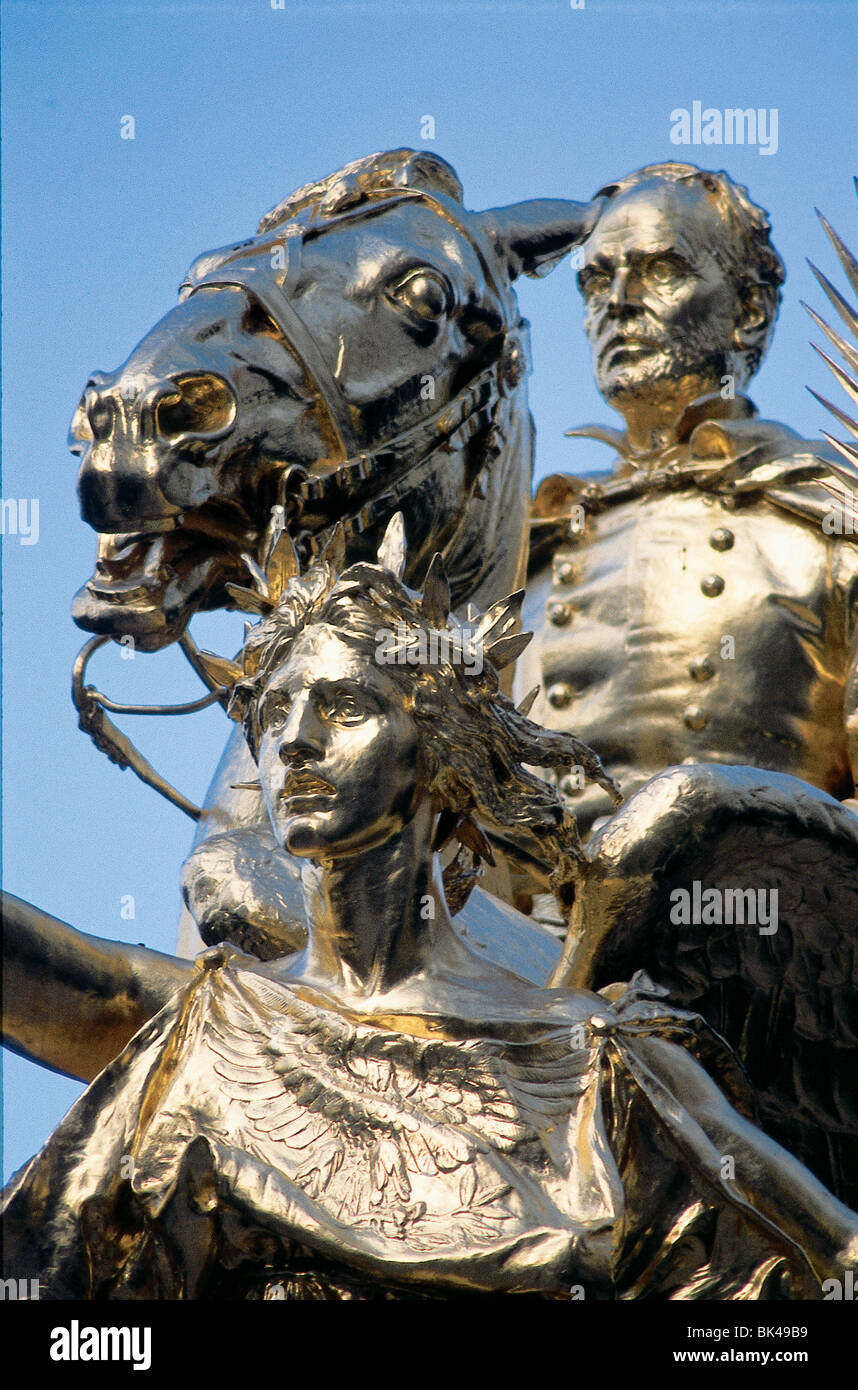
296, 366, 508, 561
187, 246, 360, 464
78, 191, 529, 817
188, 258, 527, 561
300, 353, 511, 508
184, 186, 525, 498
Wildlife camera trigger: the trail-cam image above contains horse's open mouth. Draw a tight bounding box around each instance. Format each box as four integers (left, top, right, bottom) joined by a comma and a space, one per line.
72, 506, 260, 652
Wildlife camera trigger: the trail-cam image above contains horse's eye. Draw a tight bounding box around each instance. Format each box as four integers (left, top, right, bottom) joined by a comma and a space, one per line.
388, 269, 452, 323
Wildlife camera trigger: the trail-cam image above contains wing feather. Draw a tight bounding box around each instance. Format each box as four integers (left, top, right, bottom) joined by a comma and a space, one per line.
557, 764, 858, 1207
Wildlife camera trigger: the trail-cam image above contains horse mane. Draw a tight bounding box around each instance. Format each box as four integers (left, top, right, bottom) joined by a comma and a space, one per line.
442, 381, 533, 611
258, 148, 465, 235
256, 149, 532, 613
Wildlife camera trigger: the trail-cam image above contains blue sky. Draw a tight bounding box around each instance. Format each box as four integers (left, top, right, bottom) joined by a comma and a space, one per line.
2, 0, 856, 1177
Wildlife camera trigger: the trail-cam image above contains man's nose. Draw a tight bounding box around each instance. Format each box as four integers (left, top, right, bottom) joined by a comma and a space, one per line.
605, 267, 634, 315
278, 696, 324, 762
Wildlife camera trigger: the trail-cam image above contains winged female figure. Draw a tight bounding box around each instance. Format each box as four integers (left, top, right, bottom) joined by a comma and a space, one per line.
3, 515, 856, 1300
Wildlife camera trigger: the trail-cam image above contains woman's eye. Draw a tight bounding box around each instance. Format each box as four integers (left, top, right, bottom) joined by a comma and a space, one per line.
326, 694, 363, 722
388, 269, 451, 322
261, 697, 290, 730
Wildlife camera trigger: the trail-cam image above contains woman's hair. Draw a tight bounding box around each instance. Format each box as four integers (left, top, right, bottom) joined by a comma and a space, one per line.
217, 519, 620, 912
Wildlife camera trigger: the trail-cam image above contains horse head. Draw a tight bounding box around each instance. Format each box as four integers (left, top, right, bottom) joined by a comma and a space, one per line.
71, 149, 599, 650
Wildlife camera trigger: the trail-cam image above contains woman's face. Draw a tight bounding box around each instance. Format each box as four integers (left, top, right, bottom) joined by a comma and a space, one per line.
256, 624, 421, 859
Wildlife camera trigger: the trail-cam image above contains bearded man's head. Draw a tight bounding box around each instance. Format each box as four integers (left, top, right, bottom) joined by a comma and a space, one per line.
577, 163, 785, 416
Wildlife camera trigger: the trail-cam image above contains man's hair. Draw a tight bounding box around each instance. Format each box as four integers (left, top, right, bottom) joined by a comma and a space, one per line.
592, 162, 786, 377
225, 551, 618, 911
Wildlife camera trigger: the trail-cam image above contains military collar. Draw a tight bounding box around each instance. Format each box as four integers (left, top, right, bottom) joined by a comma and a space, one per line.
530, 395, 834, 564
564, 392, 774, 469
526, 395, 858, 573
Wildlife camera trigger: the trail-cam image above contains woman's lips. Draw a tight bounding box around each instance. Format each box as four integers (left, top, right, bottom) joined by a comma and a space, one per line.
279, 770, 336, 805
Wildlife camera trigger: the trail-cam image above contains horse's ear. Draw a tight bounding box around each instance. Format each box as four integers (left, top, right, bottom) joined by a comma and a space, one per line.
477, 198, 605, 280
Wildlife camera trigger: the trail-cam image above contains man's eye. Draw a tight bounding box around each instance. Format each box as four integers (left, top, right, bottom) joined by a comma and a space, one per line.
645, 257, 687, 285
578, 270, 611, 298
387, 268, 452, 322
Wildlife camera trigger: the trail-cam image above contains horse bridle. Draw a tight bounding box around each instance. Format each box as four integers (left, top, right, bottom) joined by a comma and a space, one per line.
182, 189, 530, 555
73, 188, 530, 818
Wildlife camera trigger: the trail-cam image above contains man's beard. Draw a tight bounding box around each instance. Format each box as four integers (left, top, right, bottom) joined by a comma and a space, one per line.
596, 339, 735, 409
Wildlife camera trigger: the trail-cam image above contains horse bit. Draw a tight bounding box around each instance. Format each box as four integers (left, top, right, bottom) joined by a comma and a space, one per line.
72, 187, 531, 819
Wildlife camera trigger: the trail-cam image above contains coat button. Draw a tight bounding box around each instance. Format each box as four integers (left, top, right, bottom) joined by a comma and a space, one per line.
709, 527, 734, 551
547, 682, 575, 709
553, 558, 578, 585
688, 655, 714, 682
683, 704, 709, 730
547, 600, 573, 626
700, 573, 725, 597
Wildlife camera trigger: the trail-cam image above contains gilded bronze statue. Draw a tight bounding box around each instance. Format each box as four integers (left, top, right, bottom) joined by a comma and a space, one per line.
508, 172, 858, 1208
4, 521, 857, 1299
517, 162, 858, 834
63, 147, 604, 960
3, 153, 858, 1303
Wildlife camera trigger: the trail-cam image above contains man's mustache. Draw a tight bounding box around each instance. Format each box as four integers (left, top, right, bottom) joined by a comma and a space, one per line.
597, 328, 666, 362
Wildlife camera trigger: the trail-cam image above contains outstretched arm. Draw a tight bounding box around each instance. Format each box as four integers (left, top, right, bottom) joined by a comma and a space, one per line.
636, 1033, 858, 1283
2, 891, 192, 1083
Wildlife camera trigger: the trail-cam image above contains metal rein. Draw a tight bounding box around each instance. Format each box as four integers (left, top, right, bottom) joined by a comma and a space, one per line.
72, 192, 523, 821
71, 630, 229, 821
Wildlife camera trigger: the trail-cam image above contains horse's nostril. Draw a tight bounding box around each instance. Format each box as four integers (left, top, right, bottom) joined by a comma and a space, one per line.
87, 391, 116, 443
155, 373, 237, 443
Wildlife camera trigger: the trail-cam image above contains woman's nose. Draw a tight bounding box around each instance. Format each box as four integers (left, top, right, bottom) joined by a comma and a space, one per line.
278, 696, 323, 761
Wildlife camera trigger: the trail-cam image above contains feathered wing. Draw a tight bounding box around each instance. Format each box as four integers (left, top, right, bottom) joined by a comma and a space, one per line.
552, 764, 858, 1209
804, 180, 858, 534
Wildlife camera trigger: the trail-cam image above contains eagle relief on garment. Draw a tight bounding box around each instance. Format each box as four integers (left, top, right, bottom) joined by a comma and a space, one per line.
3, 517, 858, 1300
4, 162, 858, 1303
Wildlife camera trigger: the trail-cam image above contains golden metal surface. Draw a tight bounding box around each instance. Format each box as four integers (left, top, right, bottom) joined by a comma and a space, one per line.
4, 527, 857, 1299
61, 148, 603, 952
4, 158, 858, 1303
1, 893, 191, 1082
517, 164, 858, 833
